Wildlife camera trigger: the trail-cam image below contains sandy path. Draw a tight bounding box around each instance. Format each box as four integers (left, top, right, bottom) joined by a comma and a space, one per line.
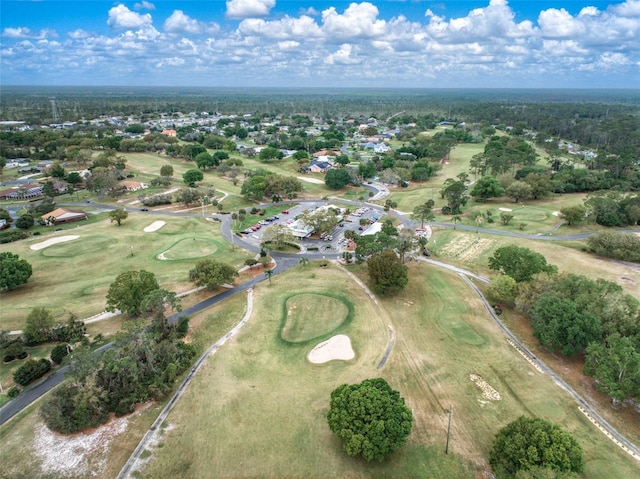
30, 235, 79, 250
144, 221, 165, 232
297, 176, 325, 184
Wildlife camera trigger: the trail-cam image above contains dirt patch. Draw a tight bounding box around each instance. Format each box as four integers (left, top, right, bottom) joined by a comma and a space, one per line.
31, 404, 150, 478
144, 221, 166, 232
469, 374, 501, 401
307, 334, 355, 363
30, 235, 79, 250
440, 236, 495, 263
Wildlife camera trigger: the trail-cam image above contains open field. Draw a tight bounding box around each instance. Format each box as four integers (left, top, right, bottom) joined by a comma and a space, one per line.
0, 214, 253, 332
138, 262, 639, 478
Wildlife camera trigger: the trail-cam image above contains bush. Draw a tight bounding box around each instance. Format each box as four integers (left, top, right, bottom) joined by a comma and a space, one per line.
13, 358, 52, 386
7, 386, 21, 398
0, 229, 29, 244
51, 344, 69, 364
2, 340, 25, 362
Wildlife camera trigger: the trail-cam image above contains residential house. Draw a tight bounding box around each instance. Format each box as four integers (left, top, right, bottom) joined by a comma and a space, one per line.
308, 159, 332, 173
161, 129, 177, 137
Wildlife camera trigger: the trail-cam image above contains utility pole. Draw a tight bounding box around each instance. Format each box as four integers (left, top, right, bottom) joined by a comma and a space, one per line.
445, 406, 453, 454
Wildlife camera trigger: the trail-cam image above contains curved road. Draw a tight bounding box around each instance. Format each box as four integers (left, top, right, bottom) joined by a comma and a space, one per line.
2, 198, 639, 463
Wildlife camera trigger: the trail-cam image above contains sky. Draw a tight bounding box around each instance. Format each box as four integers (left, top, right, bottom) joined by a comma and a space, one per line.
1, 0, 639, 88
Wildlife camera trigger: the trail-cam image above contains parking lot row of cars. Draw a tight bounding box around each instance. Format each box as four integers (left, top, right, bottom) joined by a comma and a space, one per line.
241, 210, 289, 234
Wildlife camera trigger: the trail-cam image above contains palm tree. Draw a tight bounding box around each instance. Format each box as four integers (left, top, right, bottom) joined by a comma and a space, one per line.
264, 269, 273, 285
452, 215, 461, 229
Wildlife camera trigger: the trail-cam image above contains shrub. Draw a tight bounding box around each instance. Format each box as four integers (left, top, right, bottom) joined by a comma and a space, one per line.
2, 340, 25, 362
0, 229, 29, 244
51, 344, 69, 364
13, 358, 52, 386
7, 386, 21, 398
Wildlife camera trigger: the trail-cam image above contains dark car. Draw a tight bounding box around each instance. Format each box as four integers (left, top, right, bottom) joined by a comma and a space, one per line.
141, 208, 149, 212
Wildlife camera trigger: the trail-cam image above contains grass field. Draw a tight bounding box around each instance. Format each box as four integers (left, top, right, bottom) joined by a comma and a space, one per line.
138, 261, 639, 479
0, 214, 253, 332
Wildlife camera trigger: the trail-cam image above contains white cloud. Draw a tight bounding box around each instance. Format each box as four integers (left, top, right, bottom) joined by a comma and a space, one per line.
610, 0, 640, 17
426, 0, 535, 42
2, 27, 57, 39
325, 44, 361, 64
538, 8, 585, 37
238, 15, 322, 39
226, 0, 275, 19
134, 1, 155, 10
164, 10, 219, 35
321, 3, 386, 39
107, 5, 153, 29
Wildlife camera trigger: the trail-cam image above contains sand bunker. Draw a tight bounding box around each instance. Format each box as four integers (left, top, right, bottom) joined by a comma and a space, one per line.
30, 235, 79, 250
498, 207, 512, 212
469, 374, 501, 401
307, 334, 355, 364
144, 221, 165, 232
552, 211, 561, 217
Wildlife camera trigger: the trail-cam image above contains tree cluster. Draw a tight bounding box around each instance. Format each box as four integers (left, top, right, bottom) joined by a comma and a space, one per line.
505, 273, 640, 403
586, 231, 640, 262
489, 416, 583, 479
40, 321, 195, 433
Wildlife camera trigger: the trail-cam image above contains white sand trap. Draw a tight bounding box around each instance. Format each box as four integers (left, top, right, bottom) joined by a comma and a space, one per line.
308, 334, 355, 364
552, 211, 561, 217
297, 176, 325, 185
30, 235, 79, 250
144, 221, 165, 232
498, 207, 512, 212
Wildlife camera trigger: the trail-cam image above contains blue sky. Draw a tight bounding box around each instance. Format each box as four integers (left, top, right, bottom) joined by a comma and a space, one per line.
1, 0, 639, 88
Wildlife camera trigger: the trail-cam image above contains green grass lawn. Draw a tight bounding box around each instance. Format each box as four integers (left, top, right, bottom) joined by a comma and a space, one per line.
0, 214, 253, 332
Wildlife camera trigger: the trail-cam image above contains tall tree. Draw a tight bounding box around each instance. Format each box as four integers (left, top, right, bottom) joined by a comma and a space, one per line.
189, 259, 237, 290
106, 270, 159, 316
489, 416, 583, 479
0, 252, 32, 291
327, 378, 413, 462
325, 168, 352, 189
469, 175, 505, 201
23, 307, 55, 345
367, 249, 408, 296
411, 200, 435, 228
160, 164, 174, 178
489, 245, 557, 282
109, 208, 128, 226
441, 178, 468, 214
183, 169, 204, 187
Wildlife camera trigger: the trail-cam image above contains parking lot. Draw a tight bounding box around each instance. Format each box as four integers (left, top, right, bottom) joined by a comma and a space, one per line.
238, 203, 382, 254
